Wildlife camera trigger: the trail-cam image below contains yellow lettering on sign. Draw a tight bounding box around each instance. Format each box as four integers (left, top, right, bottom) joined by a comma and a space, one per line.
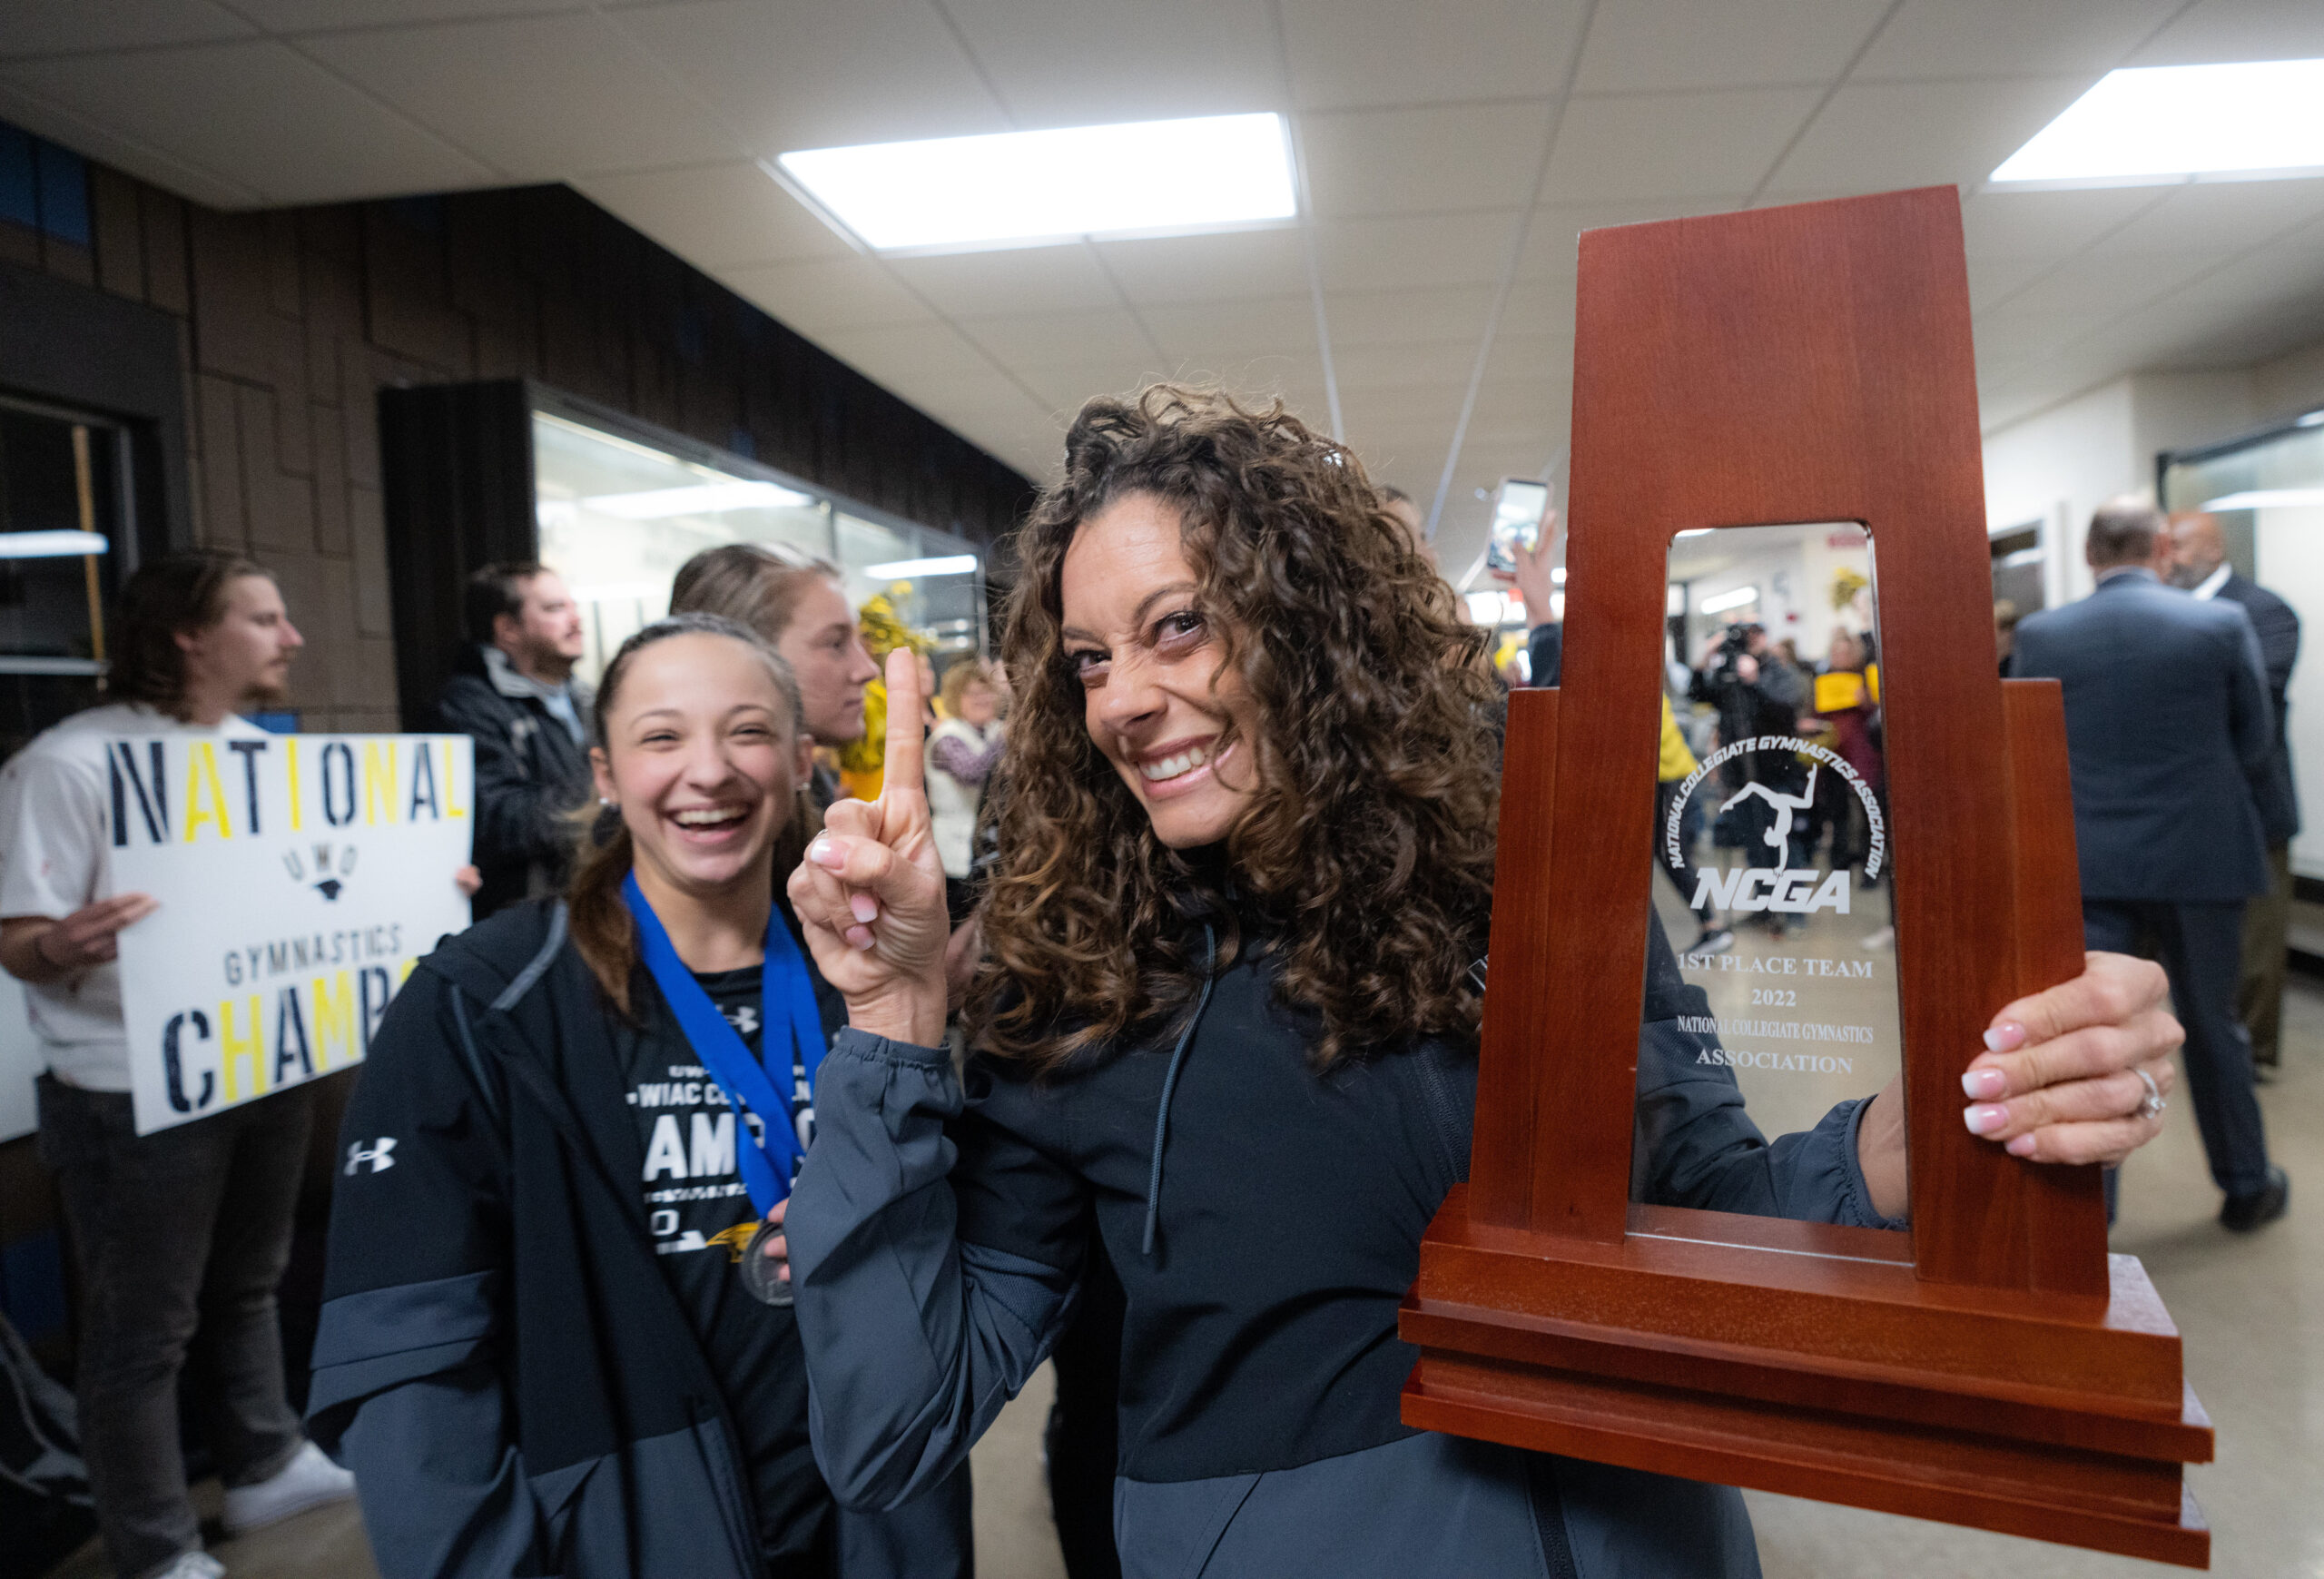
221, 994, 267, 1101
311, 972, 357, 1071
362, 740, 399, 825
443, 739, 468, 819
287, 738, 302, 832
182, 742, 233, 842
396, 957, 417, 987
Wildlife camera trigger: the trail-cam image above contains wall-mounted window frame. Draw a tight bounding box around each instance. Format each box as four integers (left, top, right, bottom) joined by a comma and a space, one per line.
382, 379, 995, 729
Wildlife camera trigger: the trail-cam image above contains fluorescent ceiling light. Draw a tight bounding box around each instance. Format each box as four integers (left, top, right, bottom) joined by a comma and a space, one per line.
581, 481, 815, 519
2200, 489, 2324, 511
0, 530, 108, 558
863, 555, 978, 578
1700, 585, 1759, 615
776, 113, 1297, 253
1991, 59, 2324, 187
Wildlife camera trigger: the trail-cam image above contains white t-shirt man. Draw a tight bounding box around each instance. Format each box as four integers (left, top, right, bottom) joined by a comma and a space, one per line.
0, 702, 266, 1091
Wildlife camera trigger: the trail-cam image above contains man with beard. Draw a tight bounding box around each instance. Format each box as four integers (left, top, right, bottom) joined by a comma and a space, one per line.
0, 551, 357, 1579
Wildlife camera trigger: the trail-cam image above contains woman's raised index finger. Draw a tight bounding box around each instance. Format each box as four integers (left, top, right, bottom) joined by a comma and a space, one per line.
880, 646, 925, 796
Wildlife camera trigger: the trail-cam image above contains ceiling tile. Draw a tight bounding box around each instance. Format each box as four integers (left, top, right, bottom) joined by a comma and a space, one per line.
1542, 86, 1820, 202
2100, 179, 2324, 257
574, 162, 854, 268
1576, 0, 1891, 92
940, 0, 1282, 126
1094, 225, 1308, 304
303, 13, 734, 178
1957, 185, 2165, 262
884, 243, 1124, 318
1760, 76, 2090, 195
1147, 350, 1320, 395
1497, 273, 1579, 335
241, 0, 584, 25
613, 0, 1007, 156
1316, 210, 1525, 292
718, 255, 935, 334
1139, 295, 1318, 360
1277, 0, 1587, 111
816, 319, 1003, 390
1857, 0, 2183, 79
1325, 284, 1498, 346
1965, 252, 2057, 311
955, 308, 1158, 367
1983, 249, 2225, 324
2123, 0, 2324, 68
1301, 100, 1552, 218
0, 0, 252, 58
0, 78, 260, 206
0, 39, 493, 205
1520, 195, 1748, 275
1332, 337, 1490, 390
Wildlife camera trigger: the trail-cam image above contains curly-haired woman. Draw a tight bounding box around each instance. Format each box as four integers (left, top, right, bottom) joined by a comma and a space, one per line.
772, 388, 2180, 1576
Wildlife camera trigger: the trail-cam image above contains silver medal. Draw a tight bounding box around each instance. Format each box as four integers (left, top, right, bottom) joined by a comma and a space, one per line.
739, 1217, 793, 1307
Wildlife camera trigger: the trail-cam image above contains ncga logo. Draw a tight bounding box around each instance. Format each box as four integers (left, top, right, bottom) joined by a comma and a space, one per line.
1668, 736, 1886, 919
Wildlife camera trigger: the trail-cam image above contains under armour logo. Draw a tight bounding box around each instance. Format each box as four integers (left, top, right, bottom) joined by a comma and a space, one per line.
345, 1138, 398, 1175
724, 1003, 760, 1038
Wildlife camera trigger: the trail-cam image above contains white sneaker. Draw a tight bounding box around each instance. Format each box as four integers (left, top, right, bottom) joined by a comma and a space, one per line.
221, 1440, 356, 1534
147, 1553, 225, 1579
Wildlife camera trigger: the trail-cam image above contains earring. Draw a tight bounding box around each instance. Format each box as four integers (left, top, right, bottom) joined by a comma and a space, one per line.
599, 796, 616, 809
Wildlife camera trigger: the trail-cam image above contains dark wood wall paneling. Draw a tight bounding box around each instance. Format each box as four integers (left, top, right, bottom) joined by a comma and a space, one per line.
3, 169, 1036, 736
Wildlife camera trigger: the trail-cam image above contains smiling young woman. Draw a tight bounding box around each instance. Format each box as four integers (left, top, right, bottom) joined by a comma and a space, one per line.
775, 386, 2181, 1579
306, 614, 970, 1579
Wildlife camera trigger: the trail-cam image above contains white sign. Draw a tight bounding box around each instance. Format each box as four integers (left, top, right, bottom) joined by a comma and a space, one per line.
108, 734, 473, 1135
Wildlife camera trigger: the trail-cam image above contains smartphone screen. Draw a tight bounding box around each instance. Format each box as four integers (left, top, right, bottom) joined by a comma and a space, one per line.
1486, 478, 1551, 572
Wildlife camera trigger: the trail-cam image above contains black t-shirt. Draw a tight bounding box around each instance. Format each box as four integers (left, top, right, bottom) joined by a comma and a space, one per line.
624, 956, 829, 1572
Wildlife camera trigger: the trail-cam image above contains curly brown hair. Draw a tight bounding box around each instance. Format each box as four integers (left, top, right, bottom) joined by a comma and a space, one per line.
969, 385, 1502, 1071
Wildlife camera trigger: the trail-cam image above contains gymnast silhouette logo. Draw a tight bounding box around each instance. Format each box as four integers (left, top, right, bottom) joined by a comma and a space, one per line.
1717, 765, 1821, 871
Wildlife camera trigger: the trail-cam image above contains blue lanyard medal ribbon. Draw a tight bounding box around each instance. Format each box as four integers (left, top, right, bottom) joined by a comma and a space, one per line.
621, 872, 829, 1221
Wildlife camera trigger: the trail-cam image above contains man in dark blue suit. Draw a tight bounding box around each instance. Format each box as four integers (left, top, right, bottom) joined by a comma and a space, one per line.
2169, 511, 2302, 1072
2013, 500, 2289, 1231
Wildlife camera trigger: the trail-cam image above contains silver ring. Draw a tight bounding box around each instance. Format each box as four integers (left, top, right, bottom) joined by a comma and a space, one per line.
2133, 1066, 2166, 1121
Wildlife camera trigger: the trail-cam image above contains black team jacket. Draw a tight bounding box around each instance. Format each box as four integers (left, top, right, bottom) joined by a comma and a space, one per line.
307, 900, 969, 1579
787, 908, 1902, 1579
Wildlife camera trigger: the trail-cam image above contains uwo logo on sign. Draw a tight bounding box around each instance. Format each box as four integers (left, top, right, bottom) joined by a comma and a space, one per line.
1665, 735, 1886, 917
108, 734, 474, 1135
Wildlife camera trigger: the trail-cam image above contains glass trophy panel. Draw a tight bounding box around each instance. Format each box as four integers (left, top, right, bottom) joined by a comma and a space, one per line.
1651, 522, 1904, 1170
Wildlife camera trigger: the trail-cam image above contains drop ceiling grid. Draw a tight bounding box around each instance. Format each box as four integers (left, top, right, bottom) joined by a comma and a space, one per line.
0, 1, 2319, 502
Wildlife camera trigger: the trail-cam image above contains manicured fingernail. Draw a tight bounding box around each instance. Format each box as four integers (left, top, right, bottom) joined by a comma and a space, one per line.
849, 931, 873, 951
808, 838, 842, 868
1961, 1068, 2006, 1100
1964, 1103, 2009, 1135
850, 893, 878, 923
2005, 1134, 2039, 1158
1983, 1021, 2025, 1053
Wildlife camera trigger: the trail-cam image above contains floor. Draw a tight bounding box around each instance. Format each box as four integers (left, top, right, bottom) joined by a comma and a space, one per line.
43, 982, 2320, 1579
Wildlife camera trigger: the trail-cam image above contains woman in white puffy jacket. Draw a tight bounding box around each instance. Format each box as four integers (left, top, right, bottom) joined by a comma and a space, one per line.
926, 658, 1003, 920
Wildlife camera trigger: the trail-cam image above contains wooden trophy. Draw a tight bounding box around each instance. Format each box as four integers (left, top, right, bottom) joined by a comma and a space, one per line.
1400, 187, 2212, 1566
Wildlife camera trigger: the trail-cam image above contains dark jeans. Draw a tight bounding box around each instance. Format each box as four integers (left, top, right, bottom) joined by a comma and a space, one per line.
37, 1077, 313, 1578
2082, 901, 2272, 1199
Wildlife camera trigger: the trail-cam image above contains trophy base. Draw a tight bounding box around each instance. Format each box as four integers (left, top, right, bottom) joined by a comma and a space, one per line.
1401, 1190, 2211, 1568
